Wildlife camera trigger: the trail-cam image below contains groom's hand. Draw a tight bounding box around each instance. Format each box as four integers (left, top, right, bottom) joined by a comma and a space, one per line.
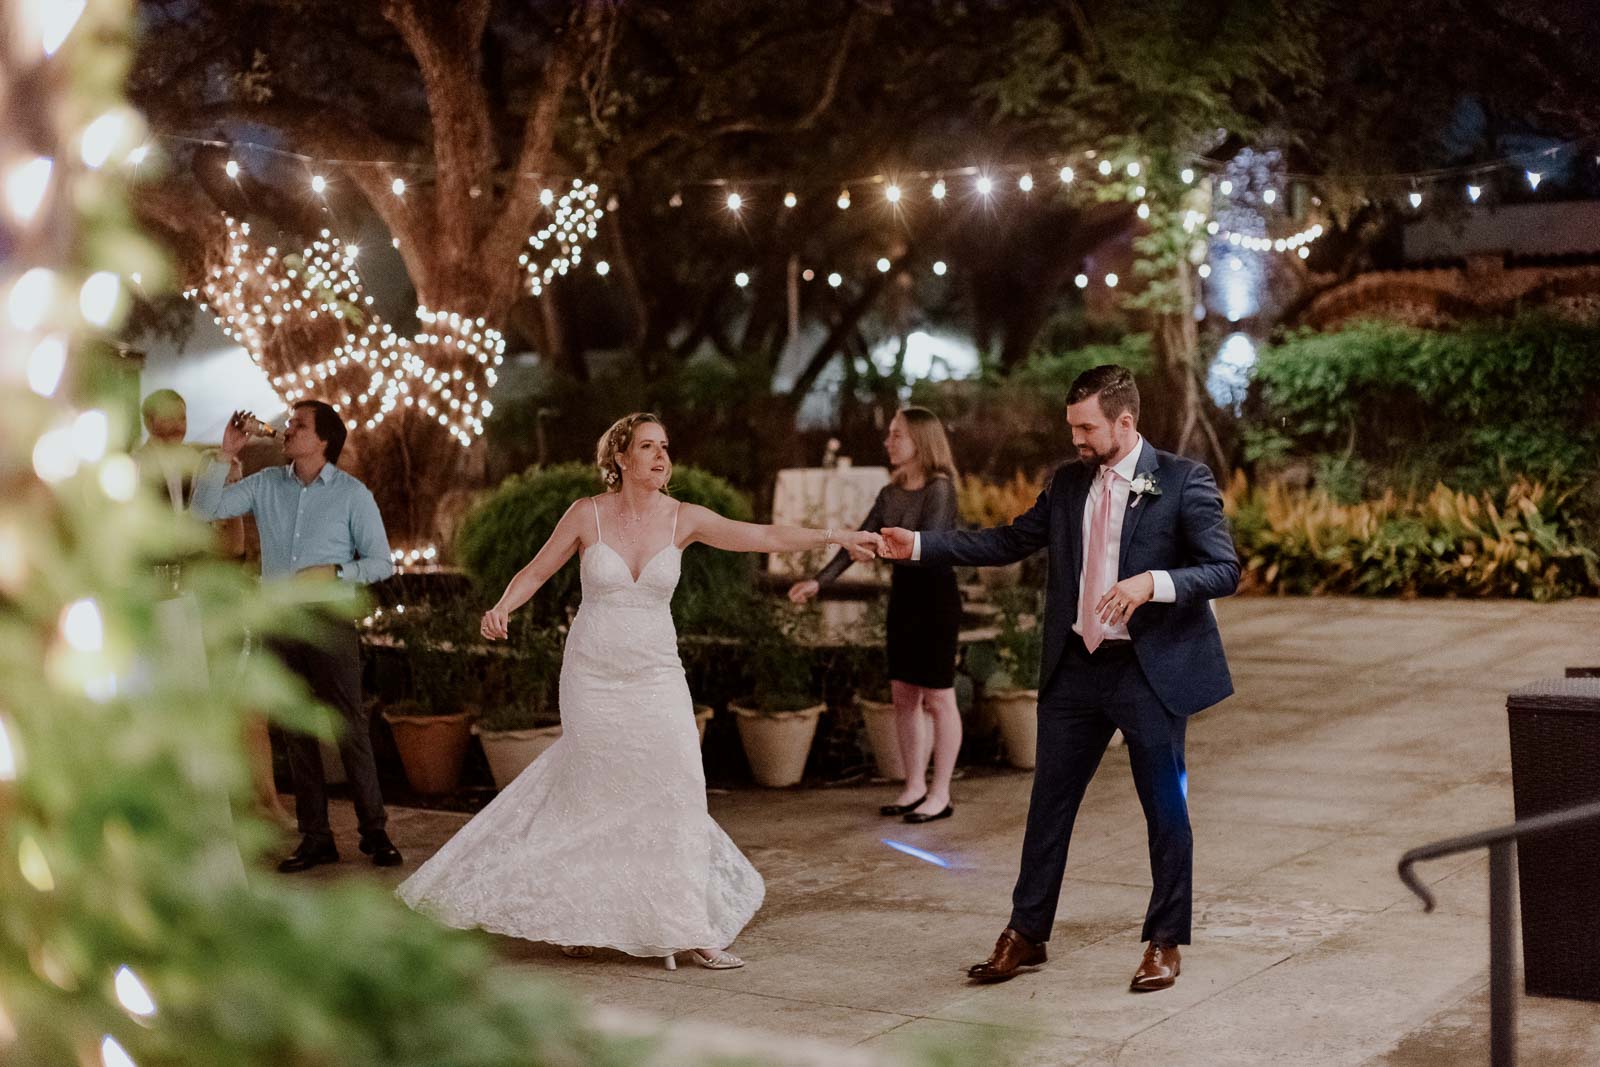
1096, 572, 1154, 626
878, 527, 914, 560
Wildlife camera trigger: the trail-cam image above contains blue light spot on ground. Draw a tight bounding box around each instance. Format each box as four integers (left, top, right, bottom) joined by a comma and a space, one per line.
882, 839, 952, 868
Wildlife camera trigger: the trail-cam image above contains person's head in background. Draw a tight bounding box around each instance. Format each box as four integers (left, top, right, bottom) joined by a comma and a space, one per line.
141, 389, 187, 445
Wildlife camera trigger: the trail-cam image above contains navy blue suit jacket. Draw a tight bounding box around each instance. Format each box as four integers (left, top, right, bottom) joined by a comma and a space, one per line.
922, 445, 1239, 717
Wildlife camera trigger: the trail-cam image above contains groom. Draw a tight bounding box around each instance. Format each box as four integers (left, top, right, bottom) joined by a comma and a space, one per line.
880, 365, 1238, 991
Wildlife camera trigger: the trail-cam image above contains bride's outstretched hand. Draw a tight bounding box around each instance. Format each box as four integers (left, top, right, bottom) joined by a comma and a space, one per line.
879, 527, 914, 560
839, 530, 882, 562
481, 606, 511, 641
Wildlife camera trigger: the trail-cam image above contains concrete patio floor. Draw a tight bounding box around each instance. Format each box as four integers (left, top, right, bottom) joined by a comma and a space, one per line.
345, 597, 1600, 1065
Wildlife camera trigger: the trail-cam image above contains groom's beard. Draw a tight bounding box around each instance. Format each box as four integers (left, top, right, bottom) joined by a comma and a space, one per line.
1076, 446, 1111, 467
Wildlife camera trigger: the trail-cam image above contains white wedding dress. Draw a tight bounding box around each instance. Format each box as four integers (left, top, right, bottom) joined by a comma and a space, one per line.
397, 500, 765, 957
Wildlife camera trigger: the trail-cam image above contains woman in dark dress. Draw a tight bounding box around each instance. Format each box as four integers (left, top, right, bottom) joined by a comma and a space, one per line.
789, 407, 962, 823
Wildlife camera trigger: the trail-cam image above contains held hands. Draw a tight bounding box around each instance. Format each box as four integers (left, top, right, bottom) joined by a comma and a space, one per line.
787, 579, 820, 605
481, 605, 511, 641
1095, 572, 1155, 627
878, 527, 915, 560
836, 530, 882, 563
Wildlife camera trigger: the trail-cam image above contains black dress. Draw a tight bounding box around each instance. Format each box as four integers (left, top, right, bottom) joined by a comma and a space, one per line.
815, 476, 961, 689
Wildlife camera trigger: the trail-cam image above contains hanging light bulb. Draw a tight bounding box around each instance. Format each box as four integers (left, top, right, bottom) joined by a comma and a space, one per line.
783, 191, 797, 208
836, 189, 851, 210
1526, 170, 1543, 190
310, 174, 327, 194
1059, 166, 1075, 184
876, 257, 891, 273
224, 159, 240, 179
1074, 273, 1089, 288
1408, 191, 1423, 208
1467, 184, 1482, 203
5, 156, 53, 224
932, 260, 947, 276
734, 272, 749, 288
1197, 263, 1212, 279
885, 184, 901, 203
595, 260, 610, 276
1104, 273, 1119, 288
1262, 188, 1278, 205
930, 179, 946, 200
391, 177, 406, 196
975, 175, 993, 196
1219, 179, 1234, 195
725, 192, 743, 211
1098, 160, 1113, 176
1181, 168, 1195, 184
827, 272, 842, 288
1018, 174, 1034, 192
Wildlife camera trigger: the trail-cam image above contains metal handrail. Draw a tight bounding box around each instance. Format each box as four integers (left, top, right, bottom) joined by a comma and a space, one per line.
1398, 797, 1600, 1067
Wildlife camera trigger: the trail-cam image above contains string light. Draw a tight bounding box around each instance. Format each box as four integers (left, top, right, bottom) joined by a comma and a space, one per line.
1059, 166, 1074, 184
930, 179, 946, 200
1408, 191, 1423, 208
310, 174, 327, 194
32, 427, 78, 483
1126, 162, 1141, 178
224, 159, 240, 179
725, 192, 742, 211
932, 261, 947, 276
876, 257, 891, 273
1018, 174, 1033, 192
1197, 263, 1212, 278
836, 189, 851, 209
1098, 160, 1113, 176
827, 272, 842, 287
5, 156, 53, 224
1526, 170, 1543, 190
1074, 274, 1088, 288
1105, 273, 1119, 288
99, 1035, 136, 1067
975, 176, 993, 196
522, 179, 602, 296
1136, 203, 1150, 219
8, 268, 54, 332
80, 272, 120, 327
885, 184, 901, 203
1181, 168, 1195, 184
594, 260, 610, 276
391, 177, 406, 196
1219, 179, 1233, 195
734, 271, 749, 288
113, 967, 156, 1018
72, 410, 108, 462
1467, 184, 1482, 203
783, 191, 797, 208
1262, 188, 1277, 205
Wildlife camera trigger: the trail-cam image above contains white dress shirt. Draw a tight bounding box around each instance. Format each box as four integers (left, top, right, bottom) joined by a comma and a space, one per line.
911, 436, 1175, 639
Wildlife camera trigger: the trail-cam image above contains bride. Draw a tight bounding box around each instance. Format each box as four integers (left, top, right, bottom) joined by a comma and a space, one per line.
397, 413, 881, 970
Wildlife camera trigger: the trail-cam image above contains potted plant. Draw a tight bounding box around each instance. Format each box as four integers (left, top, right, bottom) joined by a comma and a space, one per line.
985, 588, 1044, 770
382, 606, 477, 794
475, 623, 565, 789
730, 610, 825, 787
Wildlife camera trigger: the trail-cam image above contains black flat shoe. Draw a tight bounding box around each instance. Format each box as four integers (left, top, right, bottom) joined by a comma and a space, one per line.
359, 832, 403, 868
903, 804, 954, 824
278, 838, 340, 873
879, 795, 927, 817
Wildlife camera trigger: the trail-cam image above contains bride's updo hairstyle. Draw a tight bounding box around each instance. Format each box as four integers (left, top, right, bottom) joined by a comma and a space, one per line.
596, 412, 670, 492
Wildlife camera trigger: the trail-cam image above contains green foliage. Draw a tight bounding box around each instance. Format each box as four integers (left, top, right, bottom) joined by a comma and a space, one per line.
1225, 473, 1600, 601
1248, 315, 1600, 491
456, 463, 756, 635
987, 587, 1046, 690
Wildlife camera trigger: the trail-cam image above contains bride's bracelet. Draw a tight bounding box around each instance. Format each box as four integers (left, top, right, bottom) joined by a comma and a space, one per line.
822, 527, 834, 546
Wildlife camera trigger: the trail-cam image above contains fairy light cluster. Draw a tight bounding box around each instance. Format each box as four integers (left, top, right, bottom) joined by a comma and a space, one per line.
521, 178, 603, 296
185, 218, 502, 446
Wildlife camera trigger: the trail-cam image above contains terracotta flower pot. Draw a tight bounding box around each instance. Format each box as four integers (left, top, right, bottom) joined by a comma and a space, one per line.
730, 701, 825, 787
986, 688, 1039, 770
477, 723, 563, 790
383, 709, 473, 794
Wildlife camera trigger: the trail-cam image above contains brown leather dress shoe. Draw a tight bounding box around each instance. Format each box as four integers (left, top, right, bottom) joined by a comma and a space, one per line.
1130, 941, 1181, 991
967, 927, 1048, 982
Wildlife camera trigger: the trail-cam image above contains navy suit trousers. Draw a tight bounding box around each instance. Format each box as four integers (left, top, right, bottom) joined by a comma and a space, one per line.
1009, 635, 1193, 946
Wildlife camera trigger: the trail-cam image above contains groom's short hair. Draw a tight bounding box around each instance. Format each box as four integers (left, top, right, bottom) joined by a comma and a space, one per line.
1067, 364, 1140, 424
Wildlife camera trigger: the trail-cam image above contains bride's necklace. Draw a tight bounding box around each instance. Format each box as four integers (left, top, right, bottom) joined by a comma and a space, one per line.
614, 496, 654, 547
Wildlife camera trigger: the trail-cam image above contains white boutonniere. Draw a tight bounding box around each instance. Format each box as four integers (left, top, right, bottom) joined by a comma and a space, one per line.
1127, 472, 1162, 508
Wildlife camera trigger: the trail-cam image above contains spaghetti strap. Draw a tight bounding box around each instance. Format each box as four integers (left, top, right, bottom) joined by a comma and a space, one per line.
591, 498, 603, 545
671, 501, 682, 546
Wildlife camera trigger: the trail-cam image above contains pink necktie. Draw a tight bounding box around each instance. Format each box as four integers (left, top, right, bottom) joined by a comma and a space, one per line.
1080, 467, 1117, 653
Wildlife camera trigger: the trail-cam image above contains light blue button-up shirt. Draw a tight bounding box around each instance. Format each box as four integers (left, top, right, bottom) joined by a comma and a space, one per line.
190, 460, 394, 584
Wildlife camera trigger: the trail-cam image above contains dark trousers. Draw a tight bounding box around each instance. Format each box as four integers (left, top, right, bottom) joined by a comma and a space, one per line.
269, 624, 387, 844
1009, 635, 1193, 946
